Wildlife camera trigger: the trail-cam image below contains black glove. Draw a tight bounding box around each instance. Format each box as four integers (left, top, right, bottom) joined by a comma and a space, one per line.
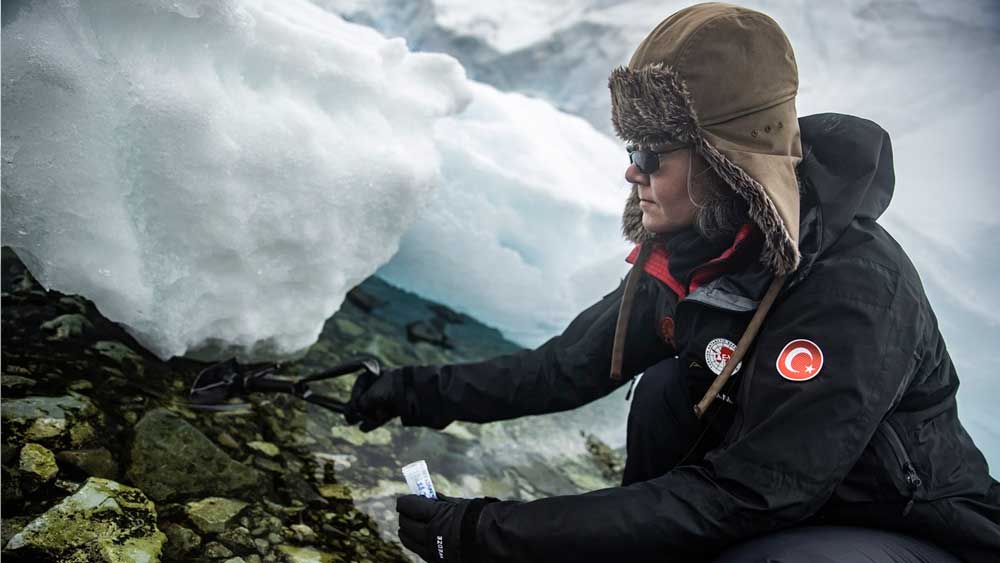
396, 493, 499, 563
344, 366, 405, 432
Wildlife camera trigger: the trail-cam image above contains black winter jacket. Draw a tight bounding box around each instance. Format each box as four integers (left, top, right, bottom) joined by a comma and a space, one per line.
396, 114, 1000, 562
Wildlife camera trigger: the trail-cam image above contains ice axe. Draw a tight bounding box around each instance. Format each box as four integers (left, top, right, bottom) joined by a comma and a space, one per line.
188, 355, 381, 415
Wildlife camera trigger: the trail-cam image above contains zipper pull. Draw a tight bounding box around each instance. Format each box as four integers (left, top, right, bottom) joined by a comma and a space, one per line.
904, 462, 923, 488
901, 462, 922, 517
625, 377, 638, 401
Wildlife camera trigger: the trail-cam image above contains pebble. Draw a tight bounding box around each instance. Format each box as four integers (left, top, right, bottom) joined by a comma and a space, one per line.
254, 537, 269, 555
203, 541, 234, 559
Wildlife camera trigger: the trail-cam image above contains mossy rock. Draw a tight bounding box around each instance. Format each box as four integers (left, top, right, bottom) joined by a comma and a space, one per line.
1, 393, 102, 449
127, 408, 261, 502
40, 314, 94, 341
277, 544, 344, 563
186, 497, 249, 534
4, 477, 166, 562
18, 443, 58, 485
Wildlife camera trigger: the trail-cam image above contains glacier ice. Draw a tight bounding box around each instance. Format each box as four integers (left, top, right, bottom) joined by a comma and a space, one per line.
1, 0, 472, 360
380, 81, 631, 346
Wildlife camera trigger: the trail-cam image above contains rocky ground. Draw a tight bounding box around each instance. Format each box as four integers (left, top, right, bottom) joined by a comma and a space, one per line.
1, 246, 625, 563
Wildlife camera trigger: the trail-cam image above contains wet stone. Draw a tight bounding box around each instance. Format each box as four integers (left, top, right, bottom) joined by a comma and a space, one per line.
186, 497, 250, 534
406, 320, 450, 348
2, 465, 23, 503
18, 443, 58, 485
163, 523, 202, 559
254, 537, 270, 555
58, 295, 89, 315
1, 393, 100, 449
1, 375, 37, 394
92, 340, 143, 368
4, 477, 165, 562
254, 456, 284, 473
219, 525, 256, 552
289, 523, 316, 543
333, 318, 365, 338
204, 540, 235, 558
1, 516, 32, 549
345, 287, 380, 312
329, 424, 391, 447
278, 472, 327, 507
54, 479, 83, 495
584, 433, 625, 482
127, 408, 261, 501
428, 303, 465, 324
56, 447, 118, 479
247, 440, 280, 457
40, 314, 94, 341
277, 544, 342, 563
67, 379, 94, 391
217, 432, 241, 450
317, 483, 352, 501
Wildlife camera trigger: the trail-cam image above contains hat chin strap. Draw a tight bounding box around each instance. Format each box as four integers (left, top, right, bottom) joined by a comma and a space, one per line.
609, 242, 653, 380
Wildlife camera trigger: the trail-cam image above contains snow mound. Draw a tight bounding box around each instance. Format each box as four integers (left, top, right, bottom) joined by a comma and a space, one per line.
2, 0, 471, 360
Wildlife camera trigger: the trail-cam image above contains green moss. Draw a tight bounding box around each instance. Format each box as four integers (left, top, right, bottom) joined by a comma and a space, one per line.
19, 443, 58, 483
277, 544, 344, 563
40, 314, 93, 341
5, 477, 165, 562
185, 497, 249, 534
329, 425, 391, 447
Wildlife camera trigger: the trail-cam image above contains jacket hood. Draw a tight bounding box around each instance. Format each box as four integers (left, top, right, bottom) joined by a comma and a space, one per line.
658, 112, 897, 309
793, 113, 895, 280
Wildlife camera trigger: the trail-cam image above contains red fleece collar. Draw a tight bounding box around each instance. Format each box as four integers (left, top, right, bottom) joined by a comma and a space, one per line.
625, 224, 760, 300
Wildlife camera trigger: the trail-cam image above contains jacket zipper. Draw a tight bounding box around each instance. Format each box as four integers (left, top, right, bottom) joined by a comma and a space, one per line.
876, 421, 923, 516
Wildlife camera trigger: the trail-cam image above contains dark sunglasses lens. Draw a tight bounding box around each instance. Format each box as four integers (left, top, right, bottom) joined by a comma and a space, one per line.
629, 149, 659, 174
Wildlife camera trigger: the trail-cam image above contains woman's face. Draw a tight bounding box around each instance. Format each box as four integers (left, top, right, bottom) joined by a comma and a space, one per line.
625, 148, 699, 234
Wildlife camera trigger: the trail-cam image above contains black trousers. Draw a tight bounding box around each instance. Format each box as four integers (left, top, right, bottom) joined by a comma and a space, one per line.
621, 358, 960, 563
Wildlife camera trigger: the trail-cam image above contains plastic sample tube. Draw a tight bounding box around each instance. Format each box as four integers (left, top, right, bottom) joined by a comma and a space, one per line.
402, 460, 437, 499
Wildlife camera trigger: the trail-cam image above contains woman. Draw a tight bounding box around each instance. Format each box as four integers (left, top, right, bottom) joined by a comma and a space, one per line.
346, 3, 999, 562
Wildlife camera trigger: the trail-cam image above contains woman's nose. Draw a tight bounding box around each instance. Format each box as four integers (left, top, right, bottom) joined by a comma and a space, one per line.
625, 163, 649, 186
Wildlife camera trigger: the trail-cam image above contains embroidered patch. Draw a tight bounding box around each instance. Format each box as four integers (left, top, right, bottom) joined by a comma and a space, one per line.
705, 338, 741, 376
776, 339, 824, 381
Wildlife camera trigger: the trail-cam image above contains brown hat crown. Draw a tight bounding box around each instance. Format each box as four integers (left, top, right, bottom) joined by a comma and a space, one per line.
611, 2, 804, 276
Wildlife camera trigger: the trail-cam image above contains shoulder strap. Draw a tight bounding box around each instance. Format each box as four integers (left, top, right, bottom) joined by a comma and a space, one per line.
693, 274, 786, 418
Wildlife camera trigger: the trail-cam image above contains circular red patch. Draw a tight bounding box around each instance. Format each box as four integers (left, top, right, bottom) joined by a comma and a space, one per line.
776, 339, 824, 381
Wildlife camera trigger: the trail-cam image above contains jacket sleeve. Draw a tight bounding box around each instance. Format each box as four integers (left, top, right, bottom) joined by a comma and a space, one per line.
397, 271, 677, 429
472, 261, 925, 562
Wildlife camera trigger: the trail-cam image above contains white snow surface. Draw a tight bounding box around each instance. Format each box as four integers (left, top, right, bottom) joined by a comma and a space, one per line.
379, 82, 630, 345
2, 0, 472, 360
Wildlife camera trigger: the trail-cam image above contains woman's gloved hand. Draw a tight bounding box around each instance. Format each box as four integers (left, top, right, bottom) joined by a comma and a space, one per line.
396, 493, 499, 563
344, 366, 405, 432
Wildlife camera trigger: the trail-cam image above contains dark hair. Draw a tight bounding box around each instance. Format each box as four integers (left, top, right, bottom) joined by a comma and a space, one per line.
688, 155, 749, 242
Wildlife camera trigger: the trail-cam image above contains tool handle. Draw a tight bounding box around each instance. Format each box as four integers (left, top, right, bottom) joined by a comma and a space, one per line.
301, 392, 348, 414
299, 356, 380, 383
243, 376, 299, 395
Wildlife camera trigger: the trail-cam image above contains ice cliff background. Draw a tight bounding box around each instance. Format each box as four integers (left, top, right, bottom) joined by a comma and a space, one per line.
2, 0, 998, 559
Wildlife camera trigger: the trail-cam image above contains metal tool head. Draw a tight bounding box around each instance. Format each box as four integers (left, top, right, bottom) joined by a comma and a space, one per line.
189, 358, 276, 406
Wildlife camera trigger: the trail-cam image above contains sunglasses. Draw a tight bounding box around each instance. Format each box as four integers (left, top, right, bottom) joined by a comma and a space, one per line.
627, 143, 689, 174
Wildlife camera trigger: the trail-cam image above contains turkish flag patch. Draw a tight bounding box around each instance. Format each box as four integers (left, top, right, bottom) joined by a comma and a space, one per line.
776, 339, 824, 381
